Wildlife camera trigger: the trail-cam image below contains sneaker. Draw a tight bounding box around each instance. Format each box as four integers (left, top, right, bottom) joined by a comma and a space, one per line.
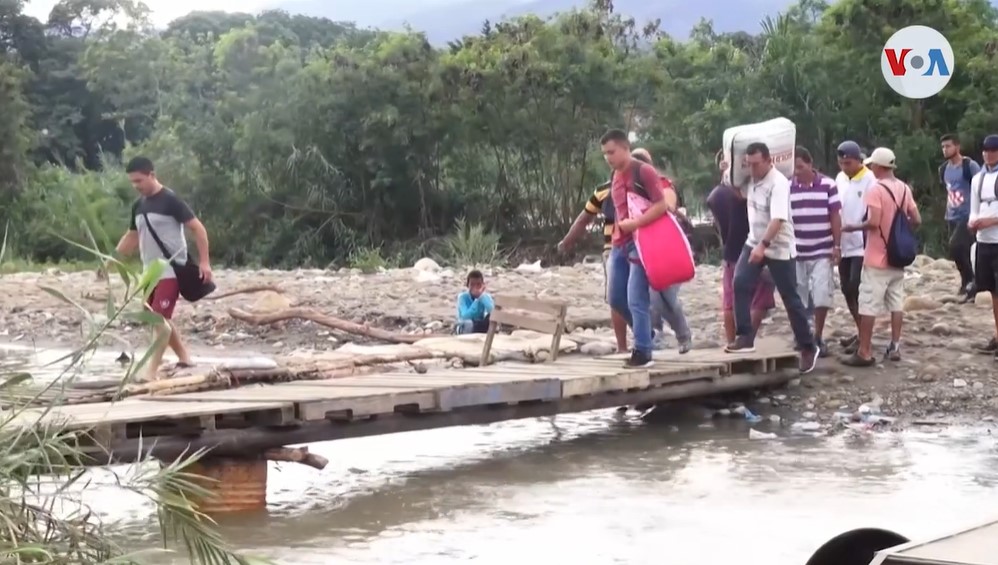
884, 341, 901, 361
799, 346, 818, 374
678, 340, 692, 354
841, 352, 876, 367
976, 337, 998, 355
652, 331, 668, 351
816, 339, 830, 358
624, 349, 654, 368
724, 336, 755, 353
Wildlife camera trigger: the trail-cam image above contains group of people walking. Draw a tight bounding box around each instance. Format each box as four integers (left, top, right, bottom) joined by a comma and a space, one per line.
561, 127, 998, 374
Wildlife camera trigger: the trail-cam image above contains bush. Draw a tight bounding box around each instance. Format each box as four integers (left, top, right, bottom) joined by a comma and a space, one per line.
435, 218, 505, 267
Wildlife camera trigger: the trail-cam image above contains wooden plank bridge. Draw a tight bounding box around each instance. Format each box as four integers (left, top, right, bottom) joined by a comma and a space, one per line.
5, 337, 800, 465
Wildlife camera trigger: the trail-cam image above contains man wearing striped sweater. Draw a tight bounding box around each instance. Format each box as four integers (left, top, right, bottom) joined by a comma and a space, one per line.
791, 147, 842, 357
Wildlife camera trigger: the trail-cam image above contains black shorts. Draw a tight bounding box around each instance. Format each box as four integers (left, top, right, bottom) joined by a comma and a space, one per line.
975, 242, 998, 293
838, 256, 863, 296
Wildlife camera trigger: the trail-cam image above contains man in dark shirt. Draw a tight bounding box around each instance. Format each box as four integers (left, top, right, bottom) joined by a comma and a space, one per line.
708, 152, 775, 345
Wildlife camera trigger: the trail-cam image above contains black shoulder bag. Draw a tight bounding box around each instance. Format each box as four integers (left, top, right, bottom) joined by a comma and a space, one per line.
142, 212, 216, 302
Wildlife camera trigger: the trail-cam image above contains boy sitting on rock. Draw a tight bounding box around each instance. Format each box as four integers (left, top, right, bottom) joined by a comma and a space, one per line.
455, 269, 494, 334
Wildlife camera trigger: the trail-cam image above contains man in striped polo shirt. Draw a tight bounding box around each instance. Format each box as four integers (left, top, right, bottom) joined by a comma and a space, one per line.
791, 147, 842, 357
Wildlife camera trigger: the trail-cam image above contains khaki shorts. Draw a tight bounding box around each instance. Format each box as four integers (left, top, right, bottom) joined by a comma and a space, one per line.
858, 265, 905, 317
601, 249, 611, 303
796, 257, 835, 309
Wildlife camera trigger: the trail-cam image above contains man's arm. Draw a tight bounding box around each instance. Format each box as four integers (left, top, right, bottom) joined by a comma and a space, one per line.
171, 195, 210, 266
906, 186, 922, 227
858, 187, 880, 231
560, 187, 604, 248
827, 181, 843, 248
759, 177, 791, 242
116, 231, 139, 256
633, 164, 669, 228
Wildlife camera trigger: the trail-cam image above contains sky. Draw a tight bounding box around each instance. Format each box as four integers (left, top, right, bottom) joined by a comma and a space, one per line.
23, 0, 271, 28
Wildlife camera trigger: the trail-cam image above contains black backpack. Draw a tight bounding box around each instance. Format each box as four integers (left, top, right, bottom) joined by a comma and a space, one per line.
938, 156, 976, 187
879, 182, 919, 269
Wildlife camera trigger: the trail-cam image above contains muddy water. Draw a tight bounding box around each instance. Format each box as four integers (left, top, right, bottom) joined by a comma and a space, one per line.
4, 344, 998, 565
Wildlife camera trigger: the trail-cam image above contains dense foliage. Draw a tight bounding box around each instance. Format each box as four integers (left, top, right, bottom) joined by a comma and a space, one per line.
2, 0, 997, 268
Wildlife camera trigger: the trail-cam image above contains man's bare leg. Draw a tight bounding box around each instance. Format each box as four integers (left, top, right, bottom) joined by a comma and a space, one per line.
144, 321, 172, 381
856, 315, 876, 360
611, 309, 628, 353
723, 310, 735, 344
814, 307, 829, 342
168, 321, 194, 365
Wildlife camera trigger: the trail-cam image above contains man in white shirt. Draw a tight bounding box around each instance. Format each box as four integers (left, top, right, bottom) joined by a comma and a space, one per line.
833, 140, 876, 354
970, 134, 998, 358
725, 142, 818, 375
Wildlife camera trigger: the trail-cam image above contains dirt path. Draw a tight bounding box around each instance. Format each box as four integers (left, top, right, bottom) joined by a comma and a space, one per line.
1, 256, 995, 426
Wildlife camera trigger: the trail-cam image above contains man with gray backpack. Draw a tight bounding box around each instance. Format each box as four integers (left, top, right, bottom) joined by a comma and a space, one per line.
939, 134, 981, 300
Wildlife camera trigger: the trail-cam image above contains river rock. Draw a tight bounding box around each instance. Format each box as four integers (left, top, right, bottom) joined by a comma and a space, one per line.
580, 341, 616, 356
413, 257, 441, 272
251, 291, 292, 313
903, 296, 942, 312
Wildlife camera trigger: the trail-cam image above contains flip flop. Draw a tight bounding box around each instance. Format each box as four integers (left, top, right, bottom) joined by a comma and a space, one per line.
173, 361, 196, 370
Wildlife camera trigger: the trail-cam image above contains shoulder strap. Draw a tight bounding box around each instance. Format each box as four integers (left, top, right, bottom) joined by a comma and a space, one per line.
963, 157, 974, 183
939, 162, 946, 185
629, 161, 650, 200
142, 212, 177, 262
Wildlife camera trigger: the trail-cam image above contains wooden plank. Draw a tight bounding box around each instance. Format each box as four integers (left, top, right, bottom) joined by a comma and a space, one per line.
8, 399, 290, 428
297, 390, 438, 421
490, 310, 560, 334
561, 370, 651, 397
495, 295, 568, 317
151, 384, 436, 402
435, 378, 562, 410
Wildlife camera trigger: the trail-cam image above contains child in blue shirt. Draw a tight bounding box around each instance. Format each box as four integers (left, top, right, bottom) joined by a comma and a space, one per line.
455, 269, 494, 334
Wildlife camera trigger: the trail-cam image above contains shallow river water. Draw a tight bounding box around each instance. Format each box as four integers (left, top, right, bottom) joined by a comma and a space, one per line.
4, 344, 998, 564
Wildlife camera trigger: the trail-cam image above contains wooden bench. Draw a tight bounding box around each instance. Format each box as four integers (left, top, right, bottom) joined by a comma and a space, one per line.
480, 295, 569, 366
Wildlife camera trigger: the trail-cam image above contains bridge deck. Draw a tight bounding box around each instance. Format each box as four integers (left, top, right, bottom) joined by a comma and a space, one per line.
6, 338, 799, 463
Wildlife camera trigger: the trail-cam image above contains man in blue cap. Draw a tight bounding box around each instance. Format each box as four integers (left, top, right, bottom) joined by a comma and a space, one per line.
970, 134, 998, 357
833, 140, 877, 354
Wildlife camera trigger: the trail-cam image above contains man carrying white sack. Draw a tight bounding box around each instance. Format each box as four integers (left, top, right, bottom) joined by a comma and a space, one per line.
725, 142, 818, 375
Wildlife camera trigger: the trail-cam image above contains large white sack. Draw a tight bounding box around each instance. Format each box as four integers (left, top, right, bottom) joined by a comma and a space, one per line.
722, 117, 796, 187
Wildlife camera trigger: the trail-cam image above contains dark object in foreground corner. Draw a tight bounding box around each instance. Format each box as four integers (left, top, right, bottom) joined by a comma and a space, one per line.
807, 517, 998, 565
806, 528, 909, 565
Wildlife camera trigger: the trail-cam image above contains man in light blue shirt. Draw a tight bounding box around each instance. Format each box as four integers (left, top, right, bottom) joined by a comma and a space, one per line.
455, 269, 494, 334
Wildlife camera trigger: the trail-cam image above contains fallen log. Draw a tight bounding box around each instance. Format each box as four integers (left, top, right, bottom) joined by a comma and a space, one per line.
63, 349, 446, 403
263, 446, 328, 470
228, 307, 448, 344
205, 285, 283, 300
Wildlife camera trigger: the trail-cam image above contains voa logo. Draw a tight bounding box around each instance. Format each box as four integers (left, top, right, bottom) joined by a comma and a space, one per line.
880, 25, 955, 99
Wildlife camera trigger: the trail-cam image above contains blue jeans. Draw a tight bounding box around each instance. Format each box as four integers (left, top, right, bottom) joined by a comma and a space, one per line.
651, 285, 692, 343
607, 242, 653, 355
732, 245, 814, 349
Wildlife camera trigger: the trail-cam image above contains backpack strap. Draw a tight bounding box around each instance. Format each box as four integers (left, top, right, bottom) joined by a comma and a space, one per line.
963, 157, 974, 184
938, 162, 946, 186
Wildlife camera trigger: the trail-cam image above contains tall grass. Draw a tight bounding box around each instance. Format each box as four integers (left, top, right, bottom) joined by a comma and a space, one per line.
0, 215, 263, 563
436, 218, 505, 267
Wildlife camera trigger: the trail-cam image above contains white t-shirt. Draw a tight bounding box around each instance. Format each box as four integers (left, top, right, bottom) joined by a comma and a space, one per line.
746, 166, 795, 260
970, 166, 998, 244
835, 166, 877, 258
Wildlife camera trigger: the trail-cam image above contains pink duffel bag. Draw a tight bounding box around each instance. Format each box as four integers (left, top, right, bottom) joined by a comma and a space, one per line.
626, 191, 696, 291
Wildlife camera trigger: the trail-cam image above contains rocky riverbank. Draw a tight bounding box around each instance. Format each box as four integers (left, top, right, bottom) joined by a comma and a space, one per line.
1, 255, 995, 428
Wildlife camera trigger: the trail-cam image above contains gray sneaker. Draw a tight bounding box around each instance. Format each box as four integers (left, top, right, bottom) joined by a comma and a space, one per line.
678, 339, 692, 354
652, 330, 668, 351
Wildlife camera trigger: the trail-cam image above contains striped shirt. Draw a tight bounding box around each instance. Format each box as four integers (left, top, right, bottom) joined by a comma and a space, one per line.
583, 182, 614, 250
790, 173, 841, 260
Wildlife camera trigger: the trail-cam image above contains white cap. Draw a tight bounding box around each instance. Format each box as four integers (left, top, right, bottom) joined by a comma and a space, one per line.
864, 147, 896, 169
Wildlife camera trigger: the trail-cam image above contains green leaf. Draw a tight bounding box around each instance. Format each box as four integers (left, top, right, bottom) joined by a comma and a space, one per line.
38, 285, 95, 324
123, 309, 165, 327
0, 372, 33, 389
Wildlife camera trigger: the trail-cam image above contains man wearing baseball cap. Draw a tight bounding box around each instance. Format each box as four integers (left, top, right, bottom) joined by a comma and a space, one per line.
841, 147, 922, 367
969, 134, 998, 357
834, 140, 877, 354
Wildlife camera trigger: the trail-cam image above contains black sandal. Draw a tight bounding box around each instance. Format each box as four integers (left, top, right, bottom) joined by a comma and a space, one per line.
173, 361, 196, 369
840, 352, 875, 367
